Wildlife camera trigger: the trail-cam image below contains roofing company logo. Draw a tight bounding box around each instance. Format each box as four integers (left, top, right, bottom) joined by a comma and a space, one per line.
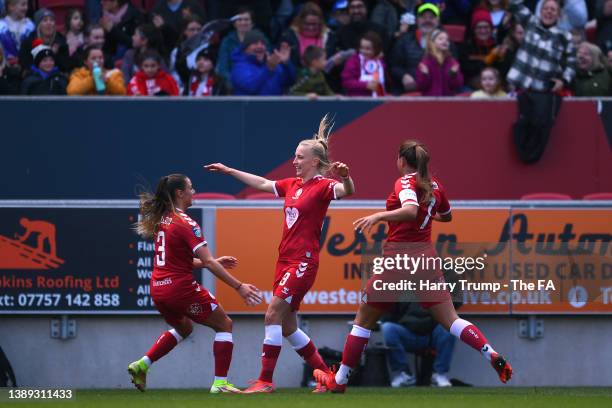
0, 218, 65, 269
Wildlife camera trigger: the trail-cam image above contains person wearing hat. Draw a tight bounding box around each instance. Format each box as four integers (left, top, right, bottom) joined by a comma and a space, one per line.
390, 2, 457, 93
18, 8, 69, 72
179, 47, 228, 96
230, 29, 296, 95
459, 7, 496, 90
21, 38, 67, 95
336, 0, 389, 52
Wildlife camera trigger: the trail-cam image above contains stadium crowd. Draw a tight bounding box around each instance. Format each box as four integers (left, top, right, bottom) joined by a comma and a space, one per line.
0, 0, 610, 97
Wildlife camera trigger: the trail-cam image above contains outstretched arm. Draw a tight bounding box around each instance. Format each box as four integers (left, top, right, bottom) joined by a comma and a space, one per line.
353, 205, 419, 234
204, 163, 275, 193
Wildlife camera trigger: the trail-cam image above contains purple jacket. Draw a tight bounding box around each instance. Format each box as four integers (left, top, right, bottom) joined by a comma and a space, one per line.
341, 53, 387, 97
415, 54, 464, 96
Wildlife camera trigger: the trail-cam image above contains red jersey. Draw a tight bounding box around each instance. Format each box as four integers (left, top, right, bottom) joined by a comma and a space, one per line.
152, 209, 207, 286
386, 173, 451, 242
273, 175, 339, 262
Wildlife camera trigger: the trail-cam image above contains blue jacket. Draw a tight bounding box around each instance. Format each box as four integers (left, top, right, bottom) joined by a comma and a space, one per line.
230, 49, 296, 96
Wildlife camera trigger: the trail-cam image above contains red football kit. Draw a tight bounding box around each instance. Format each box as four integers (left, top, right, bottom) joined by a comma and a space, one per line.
272, 175, 339, 310
151, 208, 218, 325
365, 173, 452, 310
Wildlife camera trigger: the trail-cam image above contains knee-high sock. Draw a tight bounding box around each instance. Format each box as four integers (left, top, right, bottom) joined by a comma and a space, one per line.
335, 325, 371, 385
146, 329, 183, 363
258, 325, 282, 383
450, 318, 496, 360
213, 332, 233, 381
286, 329, 329, 372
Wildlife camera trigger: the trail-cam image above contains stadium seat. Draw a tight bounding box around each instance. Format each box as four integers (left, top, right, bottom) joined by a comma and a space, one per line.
521, 193, 572, 200
193, 192, 236, 200
443, 24, 466, 43
402, 91, 422, 96
582, 192, 612, 200
38, 0, 85, 33
585, 25, 596, 43
245, 192, 278, 199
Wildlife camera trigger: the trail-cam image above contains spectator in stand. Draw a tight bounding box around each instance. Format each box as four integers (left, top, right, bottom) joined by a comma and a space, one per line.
460, 7, 497, 90
341, 31, 386, 96
21, 39, 67, 95
152, 0, 207, 56
67, 45, 126, 95
381, 302, 457, 388
336, 0, 388, 52
289, 45, 334, 97
481, 0, 512, 40
169, 16, 203, 85
230, 29, 295, 95
370, 0, 414, 40
415, 29, 463, 96
121, 24, 167, 85
207, 0, 273, 38
534, 0, 587, 31
507, 0, 575, 164
0, 43, 21, 94
471, 66, 507, 97
179, 48, 228, 96
127, 50, 179, 96
390, 3, 447, 93
69, 24, 114, 71
19, 9, 69, 73
279, 2, 337, 70
100, 0, 143, 62
0, 0, 34, 65
595, 0, 612, 55
485, 20, 524, 79
65, 9, 86, 58
216, 7, 270, 85
572, 42, 611, 97
328, 0, 351, 30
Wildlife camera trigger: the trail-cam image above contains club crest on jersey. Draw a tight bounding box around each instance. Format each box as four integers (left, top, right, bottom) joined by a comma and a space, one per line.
192, 227, 202, 238
292, 188, 303, 200
285, 207, 299, 229
189, 303, 203, 315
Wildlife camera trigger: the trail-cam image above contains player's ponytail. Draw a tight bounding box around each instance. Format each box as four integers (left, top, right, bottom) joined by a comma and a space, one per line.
135, 174, 187, 238
299, 113, 333, 174
399, 140, 433, 205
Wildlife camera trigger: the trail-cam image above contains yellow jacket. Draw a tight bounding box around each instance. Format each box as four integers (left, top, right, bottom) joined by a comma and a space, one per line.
67, 67, 126, 95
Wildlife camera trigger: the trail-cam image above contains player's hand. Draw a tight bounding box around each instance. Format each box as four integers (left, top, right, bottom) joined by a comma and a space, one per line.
331, 162, 350, 178
217, 256, 238, 269
353, 213, 382, 234
204, 163, 232, 175
237, 283, 262, 306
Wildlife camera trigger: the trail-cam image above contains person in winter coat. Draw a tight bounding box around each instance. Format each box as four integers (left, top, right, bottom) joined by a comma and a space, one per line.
341, 31, 386, 97
459, 7, 497, 90
67, 45, 125, 95
0, 0, 34, 64
19, 8, 69, 72
230, 30, 295, 96
572, 41, 611, 97
415, 29, 464, 96
127, 49, 178, 96
179, 47, 228, 96
21, 39, 67, 95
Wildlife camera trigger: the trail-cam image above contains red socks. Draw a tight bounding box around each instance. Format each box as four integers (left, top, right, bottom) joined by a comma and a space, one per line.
450, 318, 496, 360
259, 344, 281, 382
146, 329, 182, 362
341, 325, 371, 368
296, 340, 328, 372
213, 332, 233, 378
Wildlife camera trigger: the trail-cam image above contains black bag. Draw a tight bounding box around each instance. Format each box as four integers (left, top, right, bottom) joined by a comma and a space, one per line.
513, 91, 562, 164
0, 346, 17, 387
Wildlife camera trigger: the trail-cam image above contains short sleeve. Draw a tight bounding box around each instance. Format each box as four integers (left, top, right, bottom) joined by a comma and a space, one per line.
437, 188, 451, 215
273, 178, 296, 198
176, 218, 207, 253
322, 179, 340, 201
396, 177, 419, 207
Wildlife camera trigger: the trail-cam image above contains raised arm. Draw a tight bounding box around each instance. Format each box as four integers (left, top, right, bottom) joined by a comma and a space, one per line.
330, 162, 355, 199
204, 163, 275, 193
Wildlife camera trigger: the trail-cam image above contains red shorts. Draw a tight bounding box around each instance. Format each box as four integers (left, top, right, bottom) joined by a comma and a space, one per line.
272, 259, 318, 311
363, 242, 451, 311
151, 279, 219, 326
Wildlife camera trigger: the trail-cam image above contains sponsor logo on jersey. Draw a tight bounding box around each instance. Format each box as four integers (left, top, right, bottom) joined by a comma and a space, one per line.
193, 227, 202, 238
152, 277, 172, 286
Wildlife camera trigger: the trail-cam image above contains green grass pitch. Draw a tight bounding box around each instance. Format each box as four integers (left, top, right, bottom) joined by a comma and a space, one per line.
8, 387, 612, 408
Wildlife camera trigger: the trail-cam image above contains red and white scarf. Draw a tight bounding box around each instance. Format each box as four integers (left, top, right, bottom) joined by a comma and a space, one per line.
359, 54, 385, 97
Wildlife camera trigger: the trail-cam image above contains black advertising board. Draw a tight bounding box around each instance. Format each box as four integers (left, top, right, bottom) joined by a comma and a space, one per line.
0, 208, 202, 313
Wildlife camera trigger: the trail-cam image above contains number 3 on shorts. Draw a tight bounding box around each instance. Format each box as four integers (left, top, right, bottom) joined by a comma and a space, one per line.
279, 271, 291, 286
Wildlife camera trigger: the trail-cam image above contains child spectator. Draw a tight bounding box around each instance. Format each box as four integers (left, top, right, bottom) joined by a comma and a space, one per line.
67, 45, 125, 95
21, 39, 67, 95
572, 42, 611, 97
415, 29, 463, 96
121, 24, 166, 85
69, 24, 113, 71
127, 50, 178, 96
0, 0, 34, 64
151, 0, 206, 55
460, 7, 496, 90
65, 9, 85, 57
100, 0, 143, 62
169, 16, 202, 79
341, 31, 386, 97
0, 43, 21, 94
485, 21, 524, 79
290, 45, 334, 97
19, 9, 69, 72
180, 48, 228, 96
471, 67, 507, 97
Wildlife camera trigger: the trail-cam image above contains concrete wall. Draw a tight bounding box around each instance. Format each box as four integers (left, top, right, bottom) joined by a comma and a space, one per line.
1, 315, 611, 388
